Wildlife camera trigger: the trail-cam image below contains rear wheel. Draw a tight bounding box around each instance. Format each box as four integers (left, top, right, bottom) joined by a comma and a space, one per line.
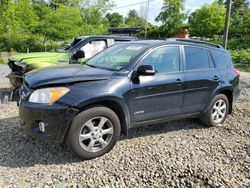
201, 94, 229, 127
66, 106, 121, 160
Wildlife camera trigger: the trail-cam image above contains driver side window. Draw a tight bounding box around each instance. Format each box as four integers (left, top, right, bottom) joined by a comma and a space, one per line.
142, 46, 180, 73
80, 40, 107, 58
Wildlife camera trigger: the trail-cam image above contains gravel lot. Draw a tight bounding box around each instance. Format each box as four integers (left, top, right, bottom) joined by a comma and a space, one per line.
0, 64, 10, 85
0, 64, 249, 187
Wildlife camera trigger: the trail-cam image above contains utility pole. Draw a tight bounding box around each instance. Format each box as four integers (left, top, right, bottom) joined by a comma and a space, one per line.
223, 0, 232, 49
144, 0, 150, 38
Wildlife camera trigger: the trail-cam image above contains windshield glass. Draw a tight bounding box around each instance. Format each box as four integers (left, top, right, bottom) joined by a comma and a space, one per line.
57, 38, 83, 53
86, 43, 147, 71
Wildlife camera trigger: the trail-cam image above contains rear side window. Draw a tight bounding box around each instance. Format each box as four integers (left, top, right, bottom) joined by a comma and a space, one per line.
184, 46, 210, 70
210, 49, 229, 69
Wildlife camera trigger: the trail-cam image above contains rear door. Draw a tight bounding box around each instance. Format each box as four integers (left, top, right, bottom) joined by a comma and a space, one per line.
182, 46, 220, 114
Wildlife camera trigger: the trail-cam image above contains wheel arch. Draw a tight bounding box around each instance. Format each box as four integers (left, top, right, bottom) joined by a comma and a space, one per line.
219, 89, 233, 114
208, 86, 234, 114
68, 97, 131, 137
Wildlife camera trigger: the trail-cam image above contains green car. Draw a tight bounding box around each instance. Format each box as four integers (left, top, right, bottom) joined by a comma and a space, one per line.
8, 35, 134, 88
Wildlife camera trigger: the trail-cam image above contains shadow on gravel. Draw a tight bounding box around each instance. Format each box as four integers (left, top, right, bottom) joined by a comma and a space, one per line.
0, 116, 207, 168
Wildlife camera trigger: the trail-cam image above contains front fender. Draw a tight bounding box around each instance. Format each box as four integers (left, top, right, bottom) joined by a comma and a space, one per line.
75, 95, 131, 132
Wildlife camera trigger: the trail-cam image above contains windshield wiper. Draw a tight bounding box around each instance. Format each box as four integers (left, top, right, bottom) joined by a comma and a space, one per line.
85, 63, 117, 71
86, 64, 98, 68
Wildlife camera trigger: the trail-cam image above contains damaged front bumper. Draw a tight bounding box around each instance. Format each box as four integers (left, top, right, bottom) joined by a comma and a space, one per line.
7, 71, 23, 89
7, 61, 27, 89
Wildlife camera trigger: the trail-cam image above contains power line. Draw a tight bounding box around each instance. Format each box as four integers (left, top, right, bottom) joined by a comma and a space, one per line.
113, 0, 155, 10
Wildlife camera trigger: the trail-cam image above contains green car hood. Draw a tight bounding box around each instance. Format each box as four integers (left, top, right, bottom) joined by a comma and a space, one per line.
9, 52, 70, 69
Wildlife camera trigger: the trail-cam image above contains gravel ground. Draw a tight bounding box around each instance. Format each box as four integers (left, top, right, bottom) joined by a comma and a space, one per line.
0, 64, 10, 85
0, 65, 249, 187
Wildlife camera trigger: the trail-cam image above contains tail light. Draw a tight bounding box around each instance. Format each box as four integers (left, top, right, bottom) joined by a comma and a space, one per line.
233, 67, 240, 76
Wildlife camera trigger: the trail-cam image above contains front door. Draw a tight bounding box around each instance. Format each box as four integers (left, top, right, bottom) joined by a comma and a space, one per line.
128, 46, 185, 124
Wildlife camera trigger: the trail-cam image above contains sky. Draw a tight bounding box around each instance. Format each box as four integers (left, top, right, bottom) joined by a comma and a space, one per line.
110, 0, 215, 24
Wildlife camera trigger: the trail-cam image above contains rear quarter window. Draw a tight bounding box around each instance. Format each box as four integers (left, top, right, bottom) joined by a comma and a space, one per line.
184, 46, 210, 70
210, 49, 230, 69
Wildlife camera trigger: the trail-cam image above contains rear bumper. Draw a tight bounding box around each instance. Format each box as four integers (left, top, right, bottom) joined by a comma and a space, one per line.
19, 102, 79, 143
233, 85, 241, 106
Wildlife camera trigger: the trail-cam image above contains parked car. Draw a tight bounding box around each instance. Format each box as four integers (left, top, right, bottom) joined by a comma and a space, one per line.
7, 35, 135, 89
18, 39, 240, 160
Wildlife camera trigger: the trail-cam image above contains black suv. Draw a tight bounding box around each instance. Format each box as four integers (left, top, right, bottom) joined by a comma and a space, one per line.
19, 39, 240, 160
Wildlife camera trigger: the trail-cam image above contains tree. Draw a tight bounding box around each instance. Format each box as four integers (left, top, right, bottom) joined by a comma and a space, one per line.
40, 5, 83, 42
230, 0, 250, 35
105, 13, 124, 27
188, 2, 226, 38
125, 9, 145, 27
244, 9, 250, 34
0, 0, 115, 52
80, 8, 110, 35
156, 0, 186, 37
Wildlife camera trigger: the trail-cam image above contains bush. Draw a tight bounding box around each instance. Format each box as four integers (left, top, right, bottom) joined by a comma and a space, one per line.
228, 36, 250, 50
230, 49, 250, 71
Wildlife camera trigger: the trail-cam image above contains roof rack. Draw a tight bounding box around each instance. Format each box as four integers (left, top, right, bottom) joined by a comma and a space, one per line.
167, 38, 224, 49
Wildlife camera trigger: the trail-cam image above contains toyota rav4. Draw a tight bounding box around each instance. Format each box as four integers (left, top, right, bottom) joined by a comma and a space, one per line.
18, 39, 240, 160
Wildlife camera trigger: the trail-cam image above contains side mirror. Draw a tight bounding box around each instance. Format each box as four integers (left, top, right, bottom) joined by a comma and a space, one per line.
72, 49, 85, 60
137, 65, 156, 76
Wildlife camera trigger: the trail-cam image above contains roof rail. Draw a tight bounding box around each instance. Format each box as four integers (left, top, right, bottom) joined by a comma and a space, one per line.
167, 38, 224, 49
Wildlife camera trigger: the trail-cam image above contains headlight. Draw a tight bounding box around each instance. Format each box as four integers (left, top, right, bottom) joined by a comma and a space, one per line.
29, 87, 70, 104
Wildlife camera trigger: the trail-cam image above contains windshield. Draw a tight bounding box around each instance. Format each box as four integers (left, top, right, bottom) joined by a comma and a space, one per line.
86, 43, 147, 71
57, 38, 83, 53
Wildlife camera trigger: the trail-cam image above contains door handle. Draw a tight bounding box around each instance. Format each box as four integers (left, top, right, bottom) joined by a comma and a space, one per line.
175, 78, 183, 83
176, 78, 183, 86
213, 75, 220, 81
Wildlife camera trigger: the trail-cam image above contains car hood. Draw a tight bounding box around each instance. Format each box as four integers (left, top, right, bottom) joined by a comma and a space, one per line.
9, 52, 70, 68
25, 65, 114, 88
9, 52, 67, 61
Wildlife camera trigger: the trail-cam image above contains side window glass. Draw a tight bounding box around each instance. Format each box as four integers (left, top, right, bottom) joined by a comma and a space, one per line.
142, 46, 180, 73
210, 49, 228, 69
184, 47, 210, 70
80, 40, 107, 58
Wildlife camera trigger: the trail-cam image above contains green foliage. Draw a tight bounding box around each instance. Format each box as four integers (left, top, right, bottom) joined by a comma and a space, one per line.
230, 0, 250, 36
105, 13, 124, 27
125, 10, 146, 27
155, 0, 187, 38
81, 8, 109, 35
40, 5, 83, 41
230, 49, 250, 71
188, 2, 226, 37
0, 0, 113, 52
227, 36, 250, 49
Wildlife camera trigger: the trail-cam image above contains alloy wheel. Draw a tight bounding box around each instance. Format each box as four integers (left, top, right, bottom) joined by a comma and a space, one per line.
78, 116, 114, 153
211, 99, 227, 123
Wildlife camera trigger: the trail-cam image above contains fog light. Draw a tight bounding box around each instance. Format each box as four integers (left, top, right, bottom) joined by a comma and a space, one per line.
39, 121, 46, 133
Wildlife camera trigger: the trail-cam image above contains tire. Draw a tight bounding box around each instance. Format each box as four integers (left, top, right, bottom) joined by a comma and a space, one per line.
201, 94, 229, 127
66, 105, 121, 160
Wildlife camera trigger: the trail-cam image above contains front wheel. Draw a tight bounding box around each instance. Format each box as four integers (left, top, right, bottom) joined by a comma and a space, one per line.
201, 94, 229, 127
66, 106, 121, 160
